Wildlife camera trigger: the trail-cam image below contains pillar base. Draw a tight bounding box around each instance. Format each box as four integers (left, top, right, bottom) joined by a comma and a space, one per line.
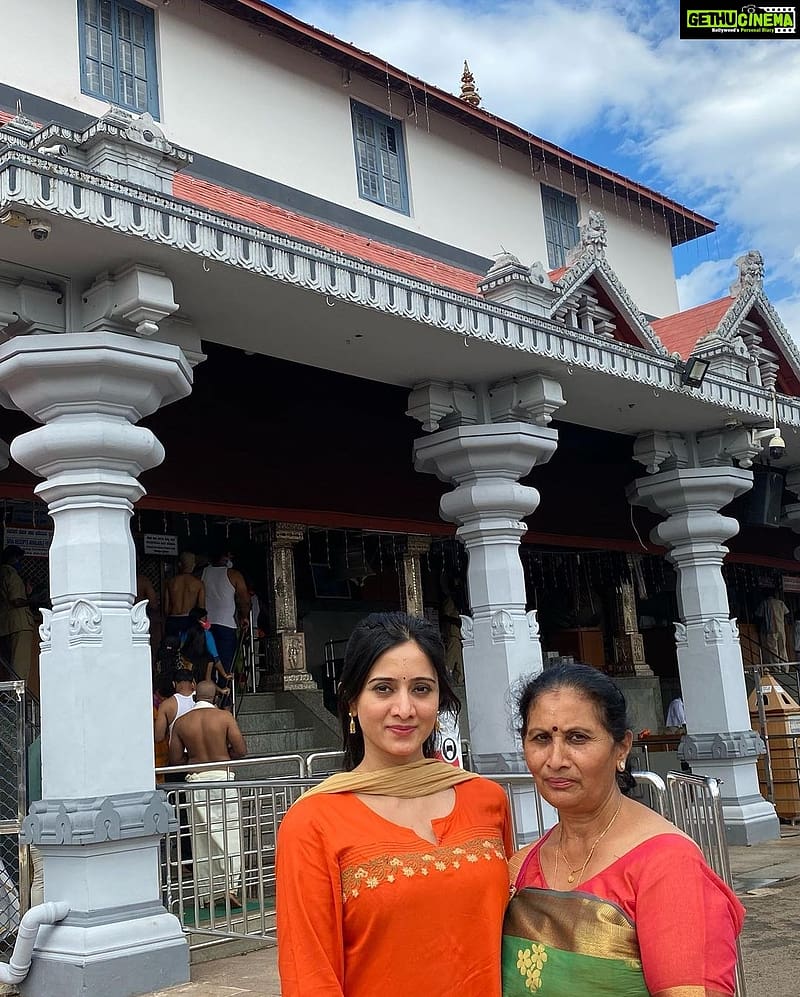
719, 795, 781, 846
21, 903, 188, 997
679, 734, 780, 844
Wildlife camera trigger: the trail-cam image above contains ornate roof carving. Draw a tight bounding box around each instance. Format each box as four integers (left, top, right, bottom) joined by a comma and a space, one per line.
549, 242, 668, 356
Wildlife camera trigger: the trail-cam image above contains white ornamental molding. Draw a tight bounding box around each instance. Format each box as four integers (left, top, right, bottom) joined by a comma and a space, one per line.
674, 622, 688, 648
0, 150, 791, 425
526, 609, 540, 641
703, 618, 725, 644
38, 607, 52, 651
488, 374, 565, 427
68, 599, 103, 647
460, 614, 475, 647
490, 609, 515, 642
131, 599, 151, 644
406, 381, 478, 432
633, 432, 689, 475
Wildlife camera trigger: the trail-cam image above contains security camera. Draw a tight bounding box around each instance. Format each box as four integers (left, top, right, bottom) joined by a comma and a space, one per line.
768, 433, 786, 461
28, 219, 51, 241
37, 143, 68, 156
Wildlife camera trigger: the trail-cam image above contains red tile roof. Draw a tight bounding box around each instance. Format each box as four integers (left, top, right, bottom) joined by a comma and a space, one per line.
173, 174, 483, 295
651, 297, 733, 358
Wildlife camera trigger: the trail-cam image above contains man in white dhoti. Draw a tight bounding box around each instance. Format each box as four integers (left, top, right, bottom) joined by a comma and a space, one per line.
169, 681, 247, 906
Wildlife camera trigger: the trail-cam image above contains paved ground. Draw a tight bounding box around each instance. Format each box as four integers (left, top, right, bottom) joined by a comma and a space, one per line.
148, 826, 800, 996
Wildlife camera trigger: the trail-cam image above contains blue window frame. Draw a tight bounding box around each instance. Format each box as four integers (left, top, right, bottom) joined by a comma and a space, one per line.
541, 185, 580, 269
350, 101, 410, 214
78, 0, 159, 118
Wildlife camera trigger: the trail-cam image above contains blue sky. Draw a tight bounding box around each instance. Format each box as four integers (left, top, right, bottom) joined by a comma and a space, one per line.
267, 0, 799, 328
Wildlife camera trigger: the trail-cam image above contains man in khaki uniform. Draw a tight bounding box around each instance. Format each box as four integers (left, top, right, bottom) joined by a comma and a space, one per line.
0, 545, 35, 682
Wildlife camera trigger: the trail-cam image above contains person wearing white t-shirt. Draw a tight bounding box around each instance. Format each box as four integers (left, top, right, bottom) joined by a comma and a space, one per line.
201, 550, 250, 675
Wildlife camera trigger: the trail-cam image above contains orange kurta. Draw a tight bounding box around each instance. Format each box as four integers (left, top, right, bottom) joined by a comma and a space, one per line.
277, 777, 513, 997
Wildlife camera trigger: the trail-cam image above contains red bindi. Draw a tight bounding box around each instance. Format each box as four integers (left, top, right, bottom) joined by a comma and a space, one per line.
552, 725, 558, 732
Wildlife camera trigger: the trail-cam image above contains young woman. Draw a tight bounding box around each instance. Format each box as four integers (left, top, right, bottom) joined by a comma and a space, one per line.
503, 663, 745, 996
277, 612, 512, 997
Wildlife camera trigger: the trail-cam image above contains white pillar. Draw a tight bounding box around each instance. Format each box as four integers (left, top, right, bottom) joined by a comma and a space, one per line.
408, 377, 563, 776
0, 331, 193, 996
628, 431, 779, 844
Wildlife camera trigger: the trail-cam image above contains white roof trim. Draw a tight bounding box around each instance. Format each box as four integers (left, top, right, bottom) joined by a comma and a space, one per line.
0, 149, 792, 427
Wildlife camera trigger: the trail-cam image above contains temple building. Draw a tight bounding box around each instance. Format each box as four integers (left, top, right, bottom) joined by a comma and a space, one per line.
1, 1, 799, 994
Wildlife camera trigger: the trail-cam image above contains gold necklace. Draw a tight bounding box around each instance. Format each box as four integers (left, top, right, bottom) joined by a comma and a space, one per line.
557, 799, 623, 885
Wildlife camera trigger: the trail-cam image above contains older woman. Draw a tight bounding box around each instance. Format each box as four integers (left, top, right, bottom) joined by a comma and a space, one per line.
503, 663, 744, 997
277, 612, 512, 997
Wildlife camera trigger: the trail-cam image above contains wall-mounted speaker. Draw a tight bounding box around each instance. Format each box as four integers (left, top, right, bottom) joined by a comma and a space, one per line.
743, 467, 784, 528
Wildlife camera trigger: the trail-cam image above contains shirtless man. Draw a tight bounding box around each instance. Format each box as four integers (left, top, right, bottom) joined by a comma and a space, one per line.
169, 681, 247, 767
164, 552, 205, 638
170, 681, 247, 906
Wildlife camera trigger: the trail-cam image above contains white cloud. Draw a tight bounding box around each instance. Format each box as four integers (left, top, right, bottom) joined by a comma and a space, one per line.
676, 257, 735, 311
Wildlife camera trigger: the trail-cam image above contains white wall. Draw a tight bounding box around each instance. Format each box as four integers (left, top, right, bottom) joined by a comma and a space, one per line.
2, 0, 679, 316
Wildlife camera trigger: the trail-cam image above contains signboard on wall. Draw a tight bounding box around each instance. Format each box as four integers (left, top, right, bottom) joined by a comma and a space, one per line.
143, 534, 178, 557
782, 575, 800, 594
3, 528, 53, 558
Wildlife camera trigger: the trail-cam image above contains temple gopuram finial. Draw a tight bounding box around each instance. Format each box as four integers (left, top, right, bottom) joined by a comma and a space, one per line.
460, 60, 481, 107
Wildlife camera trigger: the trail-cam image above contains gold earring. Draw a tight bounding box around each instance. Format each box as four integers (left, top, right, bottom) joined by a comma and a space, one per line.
434, 718, 441, 733
349, 714, 357, 735
618, 761, 625, 771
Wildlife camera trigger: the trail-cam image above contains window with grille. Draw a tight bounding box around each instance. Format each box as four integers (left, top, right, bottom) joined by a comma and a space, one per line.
541, 185, 580, 269
78, 0, 159, 118
350, 101, 410, 214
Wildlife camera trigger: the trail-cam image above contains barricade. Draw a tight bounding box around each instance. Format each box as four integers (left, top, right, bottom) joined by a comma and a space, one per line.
666, 771, 747, 997
0, 681, 28, 941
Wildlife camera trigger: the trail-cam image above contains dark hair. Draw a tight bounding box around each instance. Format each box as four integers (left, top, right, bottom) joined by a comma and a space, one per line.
155, 635, 182, 674
337, 611, 460, 771
172, 668, 194, 686
188, 606, 208, 622
180, 616, 210, 668
517, 663, 636, 793
154, 671, 176, 699
1, 545, 24, 564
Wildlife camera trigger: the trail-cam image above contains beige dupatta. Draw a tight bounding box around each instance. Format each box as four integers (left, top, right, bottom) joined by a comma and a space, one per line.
300, 757, 478, 799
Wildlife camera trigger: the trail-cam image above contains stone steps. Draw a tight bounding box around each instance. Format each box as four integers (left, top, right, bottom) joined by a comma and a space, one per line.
236, 709, 294, 734
236, 693, 276, 715
245, 728, 316, 755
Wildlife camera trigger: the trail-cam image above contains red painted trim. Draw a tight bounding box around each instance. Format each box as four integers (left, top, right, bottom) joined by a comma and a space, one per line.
209, 0, 714, 243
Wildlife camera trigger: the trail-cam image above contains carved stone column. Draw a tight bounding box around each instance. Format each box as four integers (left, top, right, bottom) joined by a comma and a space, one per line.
613, 578, 652, 677
399, 534, 431, 619
266, 522, 312, 691
0, 331, 192, 996
409, 376, 563, 777
628, 430, 779, 845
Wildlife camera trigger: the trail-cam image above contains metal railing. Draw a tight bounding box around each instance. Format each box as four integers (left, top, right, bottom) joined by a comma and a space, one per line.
666, 771, 747, 997
0, 681, 28, 942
